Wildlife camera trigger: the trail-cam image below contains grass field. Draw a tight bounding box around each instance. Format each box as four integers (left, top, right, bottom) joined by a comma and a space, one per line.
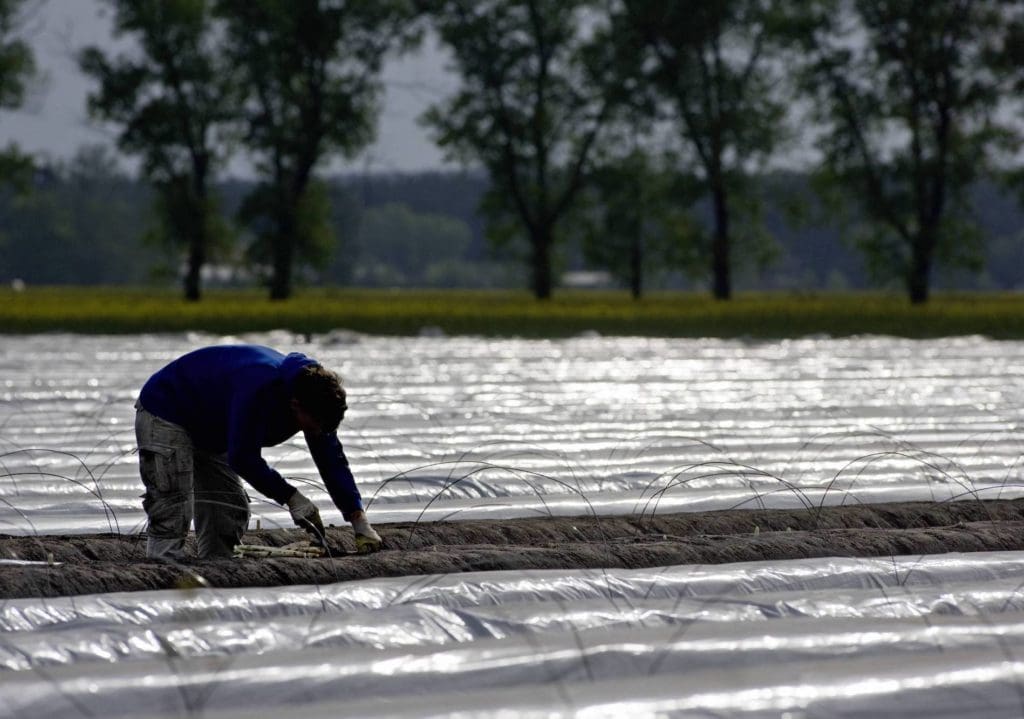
2, 286, 1024, 338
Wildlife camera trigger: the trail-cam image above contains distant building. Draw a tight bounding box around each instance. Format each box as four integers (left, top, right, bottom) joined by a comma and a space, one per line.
561, 270, 615, 289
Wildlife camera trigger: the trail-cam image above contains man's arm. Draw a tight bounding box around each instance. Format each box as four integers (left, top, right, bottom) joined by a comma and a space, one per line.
307, 432, 381, 553
225, 393, 296, 504
224, 388, 326, 544
305, 431, 364, 521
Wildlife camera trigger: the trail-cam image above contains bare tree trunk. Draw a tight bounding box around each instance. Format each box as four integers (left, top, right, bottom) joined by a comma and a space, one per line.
531, 228, 553, 300
711, 181, 731, 301
269, 204, 295, 301
183, 160, 209, 302
907, 233, 933, 304
629, 227, 643, 300
184, 239, 204, 302
628, 172, 643, 300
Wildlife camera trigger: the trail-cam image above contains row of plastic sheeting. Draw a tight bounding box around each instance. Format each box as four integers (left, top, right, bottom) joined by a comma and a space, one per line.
4, 332, 1024, 535
5, 551, 1024, 717
7, 476, 1024, 536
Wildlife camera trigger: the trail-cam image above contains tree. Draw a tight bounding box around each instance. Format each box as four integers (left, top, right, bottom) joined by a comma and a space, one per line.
992, 5, 1024, 230
216, 0, 419, 300
80, 0, 238, 301
614, 0, 791, 300
575, 149, 703, 298
421, 0, 619, 299
0, 0, 37, 190
798, 0, 1014, 304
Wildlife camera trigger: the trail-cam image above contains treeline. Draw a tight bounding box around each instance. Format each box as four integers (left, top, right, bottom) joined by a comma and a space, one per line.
4, 152, 1024, 291
0, 0, 1023, 303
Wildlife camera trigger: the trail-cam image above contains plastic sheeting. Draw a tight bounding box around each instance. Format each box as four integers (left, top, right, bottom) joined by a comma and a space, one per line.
5, 334, 1024, 716
5, 552, 1024, 717
178, 654, 1024, 719
7, 623, 1024, 719
3, 333, 1024, 533
7, 550, 1024, 633
5, 581, 1024, 673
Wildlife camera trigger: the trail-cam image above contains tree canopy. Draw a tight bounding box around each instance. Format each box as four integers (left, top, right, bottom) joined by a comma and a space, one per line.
0, 0, 37, 190
80, 0, 237, 300
217, 0, 419, 299
798, 0, 1016, 303
613, 0, 793, 300
421, 0, 620, 299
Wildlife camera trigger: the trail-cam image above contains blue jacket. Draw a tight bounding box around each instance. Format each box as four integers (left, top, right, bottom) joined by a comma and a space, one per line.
139, 345, 363, 518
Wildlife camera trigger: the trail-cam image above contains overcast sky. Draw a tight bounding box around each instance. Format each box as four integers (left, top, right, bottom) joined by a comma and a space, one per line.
0, 0, 457, 176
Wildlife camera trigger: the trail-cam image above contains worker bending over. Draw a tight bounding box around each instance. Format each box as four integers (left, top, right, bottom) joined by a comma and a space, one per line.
134, 344, 381, 561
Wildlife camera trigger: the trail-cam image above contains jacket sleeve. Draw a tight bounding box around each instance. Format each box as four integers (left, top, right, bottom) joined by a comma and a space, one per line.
306, 431, 364, 521
225, 391, 295, 505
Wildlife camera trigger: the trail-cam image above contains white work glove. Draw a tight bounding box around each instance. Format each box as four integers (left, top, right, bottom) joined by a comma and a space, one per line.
351, 513, 382, 554
286, 490, 326, 546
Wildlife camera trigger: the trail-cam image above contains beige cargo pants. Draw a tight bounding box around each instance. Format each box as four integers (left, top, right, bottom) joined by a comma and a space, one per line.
135, 401, 250, 561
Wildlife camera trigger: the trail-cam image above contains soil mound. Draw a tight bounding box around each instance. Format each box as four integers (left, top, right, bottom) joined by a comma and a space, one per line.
3, 498, 1024, 599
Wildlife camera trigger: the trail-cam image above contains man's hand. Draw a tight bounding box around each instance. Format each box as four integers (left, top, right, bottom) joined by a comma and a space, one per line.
351, 512, 382, 554
286, 490, 326, 546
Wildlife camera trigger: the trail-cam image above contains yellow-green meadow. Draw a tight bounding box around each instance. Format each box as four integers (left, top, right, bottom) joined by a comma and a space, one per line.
3, 286, 1024, 338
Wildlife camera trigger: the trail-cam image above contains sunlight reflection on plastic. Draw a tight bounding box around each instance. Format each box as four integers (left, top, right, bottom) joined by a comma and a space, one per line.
3, 333, 1024, 717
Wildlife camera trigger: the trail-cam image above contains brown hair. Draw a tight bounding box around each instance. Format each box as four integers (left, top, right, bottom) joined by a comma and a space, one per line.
292, 364, 347, 432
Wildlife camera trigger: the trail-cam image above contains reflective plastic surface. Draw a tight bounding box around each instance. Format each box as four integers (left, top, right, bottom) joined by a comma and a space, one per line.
3, 331, 1024, 717
4, 553, 1024, 717
2, 332, 1023, 533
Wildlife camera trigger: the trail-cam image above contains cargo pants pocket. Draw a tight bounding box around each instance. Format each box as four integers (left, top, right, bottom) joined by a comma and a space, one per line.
139, 443, 192, 538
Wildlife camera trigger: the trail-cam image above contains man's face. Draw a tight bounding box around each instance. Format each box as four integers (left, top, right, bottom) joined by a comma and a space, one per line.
290, 398, 347, 434
291, 400, 324, 434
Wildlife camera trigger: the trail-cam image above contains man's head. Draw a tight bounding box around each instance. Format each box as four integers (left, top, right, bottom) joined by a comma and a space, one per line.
291, 364, 347, 434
